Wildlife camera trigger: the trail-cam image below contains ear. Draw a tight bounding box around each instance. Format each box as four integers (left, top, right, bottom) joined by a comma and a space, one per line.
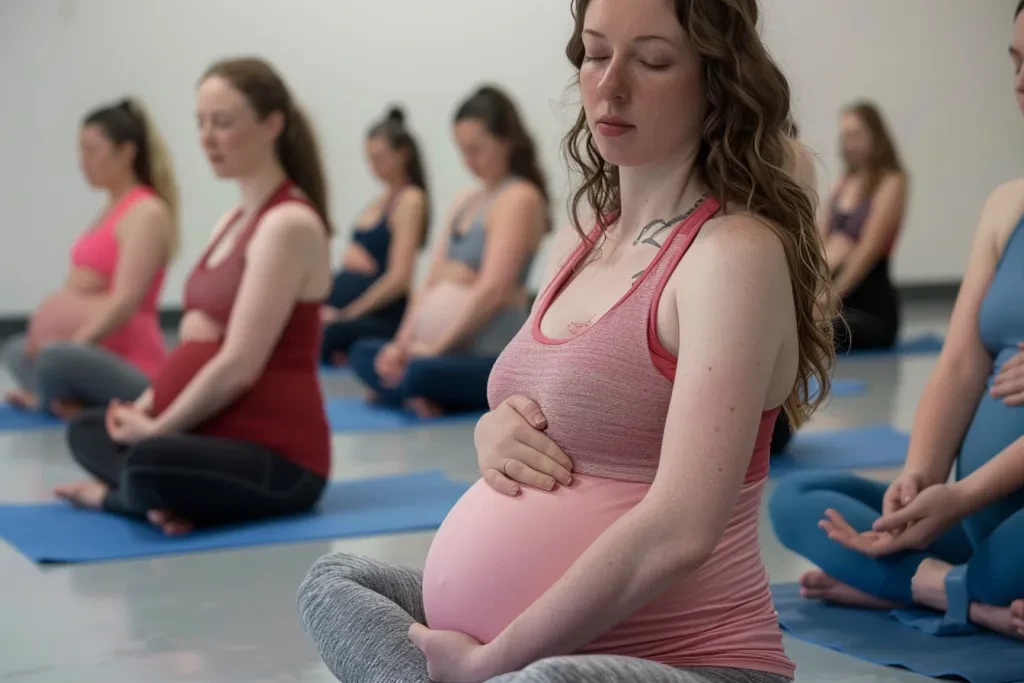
264, 110, 286, 142
118, 140, 139, 166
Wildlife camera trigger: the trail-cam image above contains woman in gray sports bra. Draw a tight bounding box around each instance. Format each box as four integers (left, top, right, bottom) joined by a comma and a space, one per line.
348, 85, 549, 417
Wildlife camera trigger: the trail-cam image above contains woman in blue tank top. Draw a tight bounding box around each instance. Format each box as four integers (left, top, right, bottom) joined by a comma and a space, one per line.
768, 3, 1024, 640
320, 107, 429, 365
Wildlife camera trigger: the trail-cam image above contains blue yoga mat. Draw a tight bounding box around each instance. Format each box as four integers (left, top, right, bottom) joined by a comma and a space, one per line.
771, 424, 908, 476
318, 363, 352, 377
0, 405, 63, 432
843, 332, 945, 358
326, 396, 483, 433
772, 583, 1024, 683
0, 470, 469, 564
807, 376, 868, 399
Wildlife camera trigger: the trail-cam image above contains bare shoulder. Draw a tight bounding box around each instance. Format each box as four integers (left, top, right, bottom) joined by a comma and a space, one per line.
255, 201, 327, 249
394, 186, 427, 213
494, 178, 545, 212
120, 195, 172, 230
684, 211, 790, 292
981, 177, 1024, 249
878, 170, 909, 195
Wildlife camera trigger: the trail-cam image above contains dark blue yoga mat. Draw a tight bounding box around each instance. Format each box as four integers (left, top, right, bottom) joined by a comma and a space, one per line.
326, 396, 483, 433
0, 470, 469, 564
843, 332, 945, 358
772, 583, 1024, 683
0, 405, 63, 432
771, 424, 908, 476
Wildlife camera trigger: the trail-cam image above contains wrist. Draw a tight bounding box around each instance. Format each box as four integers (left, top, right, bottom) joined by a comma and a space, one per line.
949, 476, 988, 518
475, 637, 514, 679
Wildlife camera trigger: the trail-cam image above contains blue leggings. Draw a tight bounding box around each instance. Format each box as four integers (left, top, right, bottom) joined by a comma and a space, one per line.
769, 472, 1024, 607
348, 338, 495, 414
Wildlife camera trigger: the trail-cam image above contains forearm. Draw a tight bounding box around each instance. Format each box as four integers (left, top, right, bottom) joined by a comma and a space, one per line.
153, 354, 252, 434
429, 287, 504, 355
905, 358, 991, 484
834, 242, 883, 296
487, 501, 706, 673
341, 273, 411, 319
74, 297, 138, 344
954, 436, 1024, 513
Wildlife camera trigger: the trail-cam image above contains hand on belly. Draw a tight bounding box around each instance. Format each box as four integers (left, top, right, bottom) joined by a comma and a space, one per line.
341, 245, 379, 276
179, 310, 225, 343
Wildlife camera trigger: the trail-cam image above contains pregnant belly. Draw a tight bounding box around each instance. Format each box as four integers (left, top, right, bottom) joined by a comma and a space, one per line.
960, 347, 1024, 478
422, 475, 649, 644
408, 281, 475, 346
28, 289, 105, 346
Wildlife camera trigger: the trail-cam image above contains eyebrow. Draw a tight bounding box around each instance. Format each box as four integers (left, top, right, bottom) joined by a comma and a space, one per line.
583, 28, 676, 46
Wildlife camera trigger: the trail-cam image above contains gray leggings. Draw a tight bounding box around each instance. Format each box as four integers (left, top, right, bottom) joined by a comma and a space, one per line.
0, 335, 149, 407
297, 553, 792, 683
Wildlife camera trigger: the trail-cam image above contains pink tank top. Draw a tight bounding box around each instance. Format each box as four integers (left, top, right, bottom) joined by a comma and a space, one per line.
421, 198, 794, 677
69, 186, 167, 378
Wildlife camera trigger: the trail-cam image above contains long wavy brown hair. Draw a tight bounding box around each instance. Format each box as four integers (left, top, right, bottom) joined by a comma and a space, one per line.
563, 0, 836, 426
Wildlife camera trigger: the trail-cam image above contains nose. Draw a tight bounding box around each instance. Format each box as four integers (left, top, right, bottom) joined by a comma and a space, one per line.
1015, 68, 1024, 95
596, 54, 628, 103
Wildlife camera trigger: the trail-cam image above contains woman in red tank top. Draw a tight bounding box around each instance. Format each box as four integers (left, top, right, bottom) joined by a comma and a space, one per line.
297, 1, 836, 682
53, 57, 334, 535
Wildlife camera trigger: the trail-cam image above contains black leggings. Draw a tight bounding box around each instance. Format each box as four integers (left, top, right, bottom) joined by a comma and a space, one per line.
66, 409, 327, 527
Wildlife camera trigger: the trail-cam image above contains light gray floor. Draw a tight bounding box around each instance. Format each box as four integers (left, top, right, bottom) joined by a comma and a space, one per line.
0, 302, 957, 683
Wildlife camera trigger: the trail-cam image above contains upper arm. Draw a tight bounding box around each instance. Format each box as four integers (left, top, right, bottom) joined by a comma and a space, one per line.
384, 188, 427, 281
218, 205, 324, 377
938, 180, 1024, 373
859, 172, 907, 250
110, 198, 174, 307
538, 223, 584, 289
648, 218, 792, 551
475, 183, 545, 294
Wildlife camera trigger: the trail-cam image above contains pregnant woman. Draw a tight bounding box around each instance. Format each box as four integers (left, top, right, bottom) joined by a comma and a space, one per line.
297, 0, 834, 681
1, 98, 177, 414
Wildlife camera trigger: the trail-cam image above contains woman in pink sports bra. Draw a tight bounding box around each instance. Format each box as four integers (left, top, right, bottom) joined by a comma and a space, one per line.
0, 98, 178, 415
298, 1, 836, 681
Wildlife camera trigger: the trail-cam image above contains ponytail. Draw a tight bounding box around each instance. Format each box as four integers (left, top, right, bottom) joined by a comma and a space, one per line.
83, 97, 181, 257
277, 103, 331, 233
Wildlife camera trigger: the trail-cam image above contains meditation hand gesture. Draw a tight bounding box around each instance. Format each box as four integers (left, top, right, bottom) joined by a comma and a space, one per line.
105, 399, 161, 445
821, 483, 970, 557
475, 395, 573, 496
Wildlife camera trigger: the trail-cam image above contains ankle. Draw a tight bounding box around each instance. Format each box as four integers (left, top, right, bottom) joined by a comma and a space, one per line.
910, 558, 952, 611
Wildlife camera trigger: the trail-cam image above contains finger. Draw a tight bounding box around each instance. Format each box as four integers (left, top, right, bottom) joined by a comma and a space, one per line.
882, 486, 903, 516
1005, 390, 1024, 407
503, 458, 558, 491
824, 509, 857, 534
482, 468, 521, 497
873, 507, 915, 532
408, 623, 430, 653
900, 480, 919, 506
518, 429, 574, 482
505, 395, 548, 429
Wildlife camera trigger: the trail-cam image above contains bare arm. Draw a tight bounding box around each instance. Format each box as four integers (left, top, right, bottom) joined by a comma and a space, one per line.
339, 189, 426, 319
482, 217, 791, 674
833, 173, 907, 296
954, 435, 1024, 513
901, 181, 1024, 485
154, 205, 325, 434
424, 184, 544, 355
73, 200, 173, 344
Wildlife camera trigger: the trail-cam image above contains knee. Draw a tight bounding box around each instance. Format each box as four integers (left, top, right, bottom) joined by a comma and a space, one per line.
65, 409, 106, 459
297, 552, 366, 623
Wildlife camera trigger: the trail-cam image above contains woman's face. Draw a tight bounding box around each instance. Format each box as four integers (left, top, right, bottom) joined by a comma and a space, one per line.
839, 112, 873, 169
1011, 11, 1024, 116
578, 0, 705, 168
195, 75, 282, 178
78, 124, 134, 189
453, 118, 509, 184
365, 135, 406, 184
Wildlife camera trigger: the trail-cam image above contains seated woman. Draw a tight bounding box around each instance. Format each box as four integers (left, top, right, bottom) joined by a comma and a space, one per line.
297, 0, 834, 681
769, 6, 1024, 637
0, 99, 178, 415
823, 101, 909, 352
320, 107, 429, 366
347, 85, 548, 417
53, 57, 332, 535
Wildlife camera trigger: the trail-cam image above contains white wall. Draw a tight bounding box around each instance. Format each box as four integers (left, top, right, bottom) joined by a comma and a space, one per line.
1, 0, 1021, 316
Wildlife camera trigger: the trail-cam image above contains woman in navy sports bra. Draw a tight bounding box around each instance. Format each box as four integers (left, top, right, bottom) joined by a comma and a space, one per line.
320, 107, 430, 365
347, 86, 548, 417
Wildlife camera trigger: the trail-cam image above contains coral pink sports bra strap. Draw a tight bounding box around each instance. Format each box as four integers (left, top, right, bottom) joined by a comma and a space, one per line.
200, 179, 297, 265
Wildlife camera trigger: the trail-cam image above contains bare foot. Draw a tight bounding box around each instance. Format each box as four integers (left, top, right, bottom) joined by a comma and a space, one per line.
407, 396, 444, 419
49, 399, 83, 420
54, 481, 109, 509
1012, 600, 1024, 639
799, 569, 902, 609
913, 558, 1024, 640
4, 388, 40, 411
147, 510, 194, 536
364, 389, 380, 403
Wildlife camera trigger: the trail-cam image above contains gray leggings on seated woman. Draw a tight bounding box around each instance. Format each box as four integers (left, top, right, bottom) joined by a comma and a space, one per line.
297, 553, 792, 683
0, 335, 148, 407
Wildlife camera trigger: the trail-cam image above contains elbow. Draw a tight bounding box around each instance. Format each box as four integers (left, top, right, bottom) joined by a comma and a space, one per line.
647, 516, 719, 579
214, 352, 264, 393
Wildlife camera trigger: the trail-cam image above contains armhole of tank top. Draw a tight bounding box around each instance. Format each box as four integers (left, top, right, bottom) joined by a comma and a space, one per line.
646, 199, 721, 382
995, 211, 1024, 268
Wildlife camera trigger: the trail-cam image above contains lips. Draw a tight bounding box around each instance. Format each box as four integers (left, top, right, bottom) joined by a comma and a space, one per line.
595, 116, 634, 137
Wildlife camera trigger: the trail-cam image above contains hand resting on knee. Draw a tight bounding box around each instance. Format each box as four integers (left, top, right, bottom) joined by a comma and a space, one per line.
475, 395, 574, 496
